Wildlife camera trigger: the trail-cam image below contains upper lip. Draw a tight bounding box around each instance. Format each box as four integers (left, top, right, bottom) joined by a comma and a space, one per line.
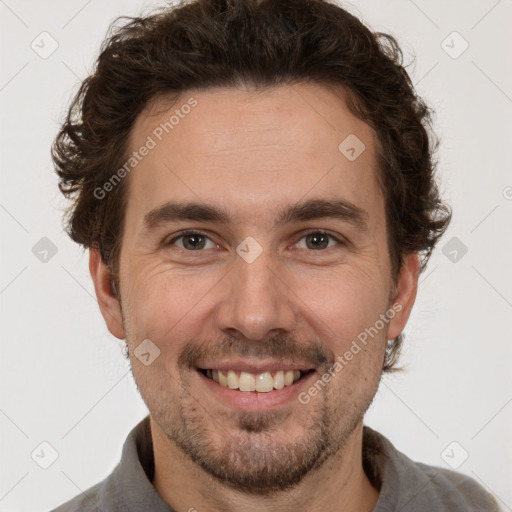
196, 359, 315, 374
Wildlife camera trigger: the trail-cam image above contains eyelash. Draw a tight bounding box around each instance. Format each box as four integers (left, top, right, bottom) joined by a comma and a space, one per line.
166, 229, 345, 252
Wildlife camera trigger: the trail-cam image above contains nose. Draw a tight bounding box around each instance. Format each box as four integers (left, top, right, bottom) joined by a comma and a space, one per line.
215, 248, 297, 342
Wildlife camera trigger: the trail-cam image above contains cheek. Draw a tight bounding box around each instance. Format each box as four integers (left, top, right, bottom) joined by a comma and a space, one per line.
294, 267, 389, 345
123, 269, 219, 350
122, 248, 390, 357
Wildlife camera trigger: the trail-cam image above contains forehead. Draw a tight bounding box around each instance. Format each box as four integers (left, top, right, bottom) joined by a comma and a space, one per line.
124, 83, 383, 232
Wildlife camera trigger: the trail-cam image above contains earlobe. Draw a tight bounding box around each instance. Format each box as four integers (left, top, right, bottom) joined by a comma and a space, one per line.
89, 248, 126, 340
387, 252, 420, 340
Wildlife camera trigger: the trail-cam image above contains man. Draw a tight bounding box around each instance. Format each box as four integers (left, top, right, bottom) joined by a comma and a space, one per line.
50, 0, 500, 510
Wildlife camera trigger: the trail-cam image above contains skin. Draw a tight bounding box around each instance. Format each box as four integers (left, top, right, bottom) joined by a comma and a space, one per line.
90, 83, 419, 512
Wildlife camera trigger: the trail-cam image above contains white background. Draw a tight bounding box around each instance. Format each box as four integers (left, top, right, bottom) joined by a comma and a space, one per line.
1, 0, 511, 510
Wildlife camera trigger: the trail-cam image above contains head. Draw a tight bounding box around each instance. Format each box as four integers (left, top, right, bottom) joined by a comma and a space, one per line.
52, 0, 451, 495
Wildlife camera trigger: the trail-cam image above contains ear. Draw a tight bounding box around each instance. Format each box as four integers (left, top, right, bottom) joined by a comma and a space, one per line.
89, 248, 126, 340
387, 252, 420, 340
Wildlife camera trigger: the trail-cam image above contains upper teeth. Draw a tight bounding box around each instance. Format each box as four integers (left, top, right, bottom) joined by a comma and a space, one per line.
204, 369, 303, 392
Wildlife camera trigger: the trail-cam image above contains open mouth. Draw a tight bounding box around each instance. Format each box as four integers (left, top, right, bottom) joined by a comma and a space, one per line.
197, 368, 314, 393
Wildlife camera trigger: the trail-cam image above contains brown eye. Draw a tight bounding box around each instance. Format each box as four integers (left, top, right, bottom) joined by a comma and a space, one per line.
181, 234, 206, 250
167, 231, 215, 251
296, 231, 342, 251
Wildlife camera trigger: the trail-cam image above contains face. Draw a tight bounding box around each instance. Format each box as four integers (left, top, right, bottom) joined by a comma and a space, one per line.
91, 83, 418, 494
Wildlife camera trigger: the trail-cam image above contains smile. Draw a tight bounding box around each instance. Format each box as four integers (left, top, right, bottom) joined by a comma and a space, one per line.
198, 368, 314, 393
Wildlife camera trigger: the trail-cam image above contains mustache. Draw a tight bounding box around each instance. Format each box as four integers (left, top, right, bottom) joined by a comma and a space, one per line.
177, 334, 334, 370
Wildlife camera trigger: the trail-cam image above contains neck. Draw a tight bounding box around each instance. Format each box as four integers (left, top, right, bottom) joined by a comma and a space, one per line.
151, 416, 380, 512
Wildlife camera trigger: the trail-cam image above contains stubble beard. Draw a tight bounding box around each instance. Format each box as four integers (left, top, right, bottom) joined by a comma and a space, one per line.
146, 371, 377, 495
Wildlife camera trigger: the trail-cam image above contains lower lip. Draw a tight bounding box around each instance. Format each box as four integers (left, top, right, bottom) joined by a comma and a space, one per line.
196, 370, 317, 411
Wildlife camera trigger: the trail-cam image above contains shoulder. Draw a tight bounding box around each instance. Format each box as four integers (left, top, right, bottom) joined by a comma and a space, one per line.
363, 426, 502, 511
414, 461, 502, 511
48, 480, 103, 512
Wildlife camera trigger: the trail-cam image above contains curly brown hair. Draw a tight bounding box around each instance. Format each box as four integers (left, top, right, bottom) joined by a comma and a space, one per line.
52, 0, 452, 372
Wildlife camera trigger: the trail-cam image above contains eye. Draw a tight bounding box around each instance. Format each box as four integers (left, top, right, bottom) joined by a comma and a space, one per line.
165, 229, 344, 253
167, 231, 217, 251
295, 230, 343, 251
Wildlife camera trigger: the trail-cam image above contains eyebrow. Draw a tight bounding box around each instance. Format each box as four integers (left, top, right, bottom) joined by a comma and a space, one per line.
143, 198, 369, 233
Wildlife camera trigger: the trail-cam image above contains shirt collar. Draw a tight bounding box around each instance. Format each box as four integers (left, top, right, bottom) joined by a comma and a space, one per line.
98, 416, 174, 511
93, 415, 424, 511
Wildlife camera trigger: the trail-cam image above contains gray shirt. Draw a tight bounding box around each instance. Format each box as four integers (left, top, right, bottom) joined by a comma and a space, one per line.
50, 416, 501, 511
